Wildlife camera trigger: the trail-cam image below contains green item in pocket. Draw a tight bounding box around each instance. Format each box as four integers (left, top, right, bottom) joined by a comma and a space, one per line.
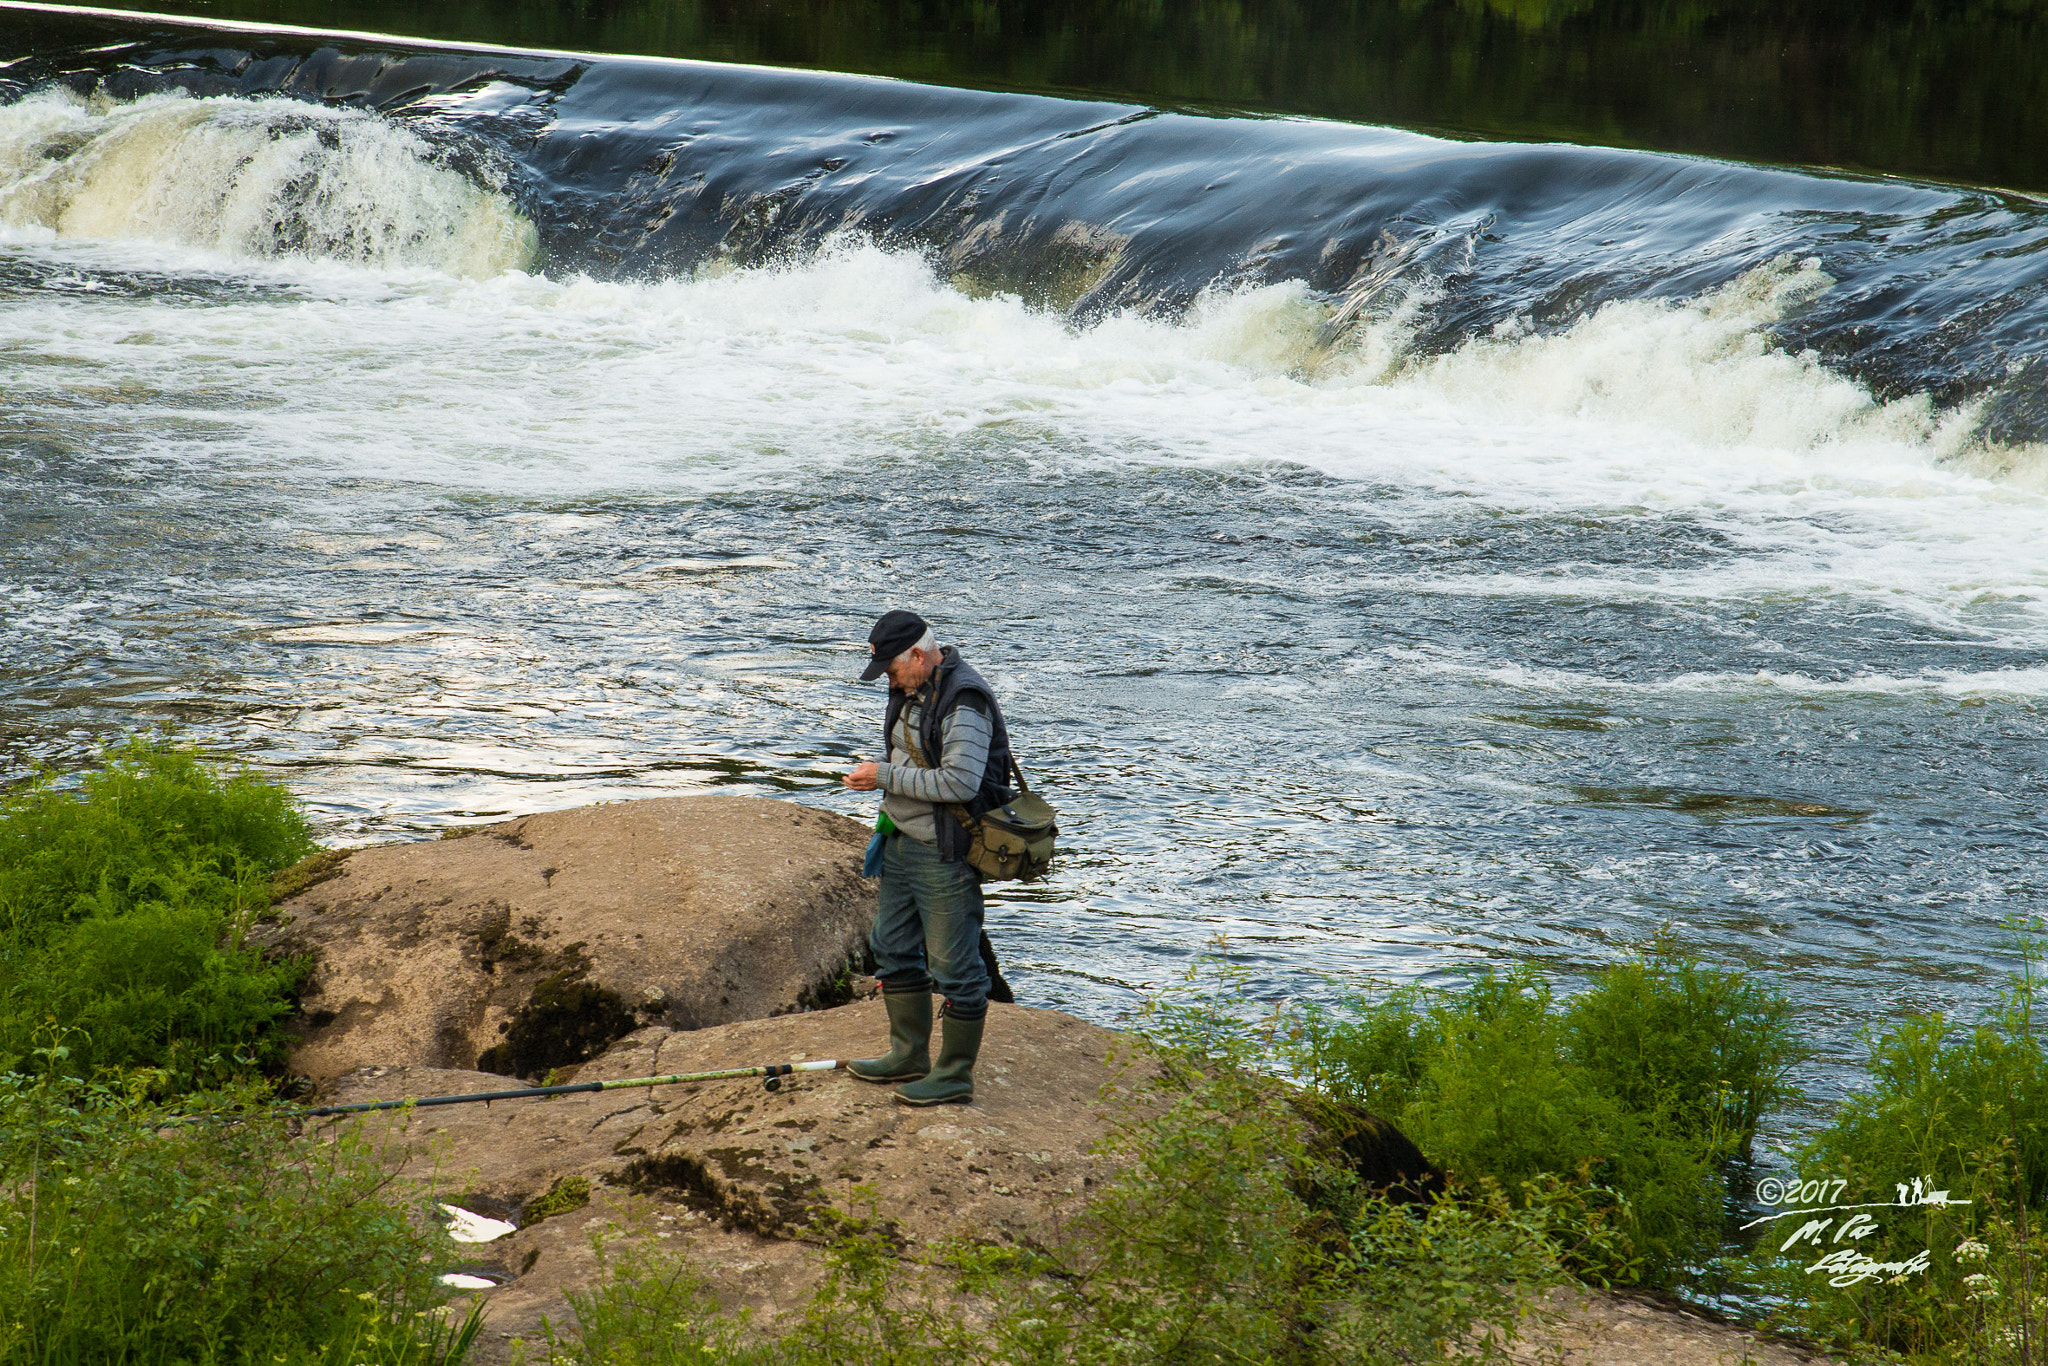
874, 807, 899, 836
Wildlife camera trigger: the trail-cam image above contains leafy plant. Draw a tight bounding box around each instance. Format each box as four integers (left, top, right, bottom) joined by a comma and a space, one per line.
1754, 924, 2048, 1359
545, 1051, 1564, 1365
1565, 932, 1805, 1157
0, 734, 318, 1083
1271, 939, 1804, 1289
0, 1041, 480, 1365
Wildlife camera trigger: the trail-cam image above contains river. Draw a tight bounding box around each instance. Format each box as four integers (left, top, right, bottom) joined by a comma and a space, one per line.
1, 4, 2043, 1138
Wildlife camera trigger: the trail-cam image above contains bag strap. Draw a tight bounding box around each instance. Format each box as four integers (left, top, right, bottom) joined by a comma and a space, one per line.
896, 705, 936, 771
1008, 754, 1032, 795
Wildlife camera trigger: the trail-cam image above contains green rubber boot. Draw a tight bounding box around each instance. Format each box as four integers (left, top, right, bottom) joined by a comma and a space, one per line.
848, 991, 932, 1083
893, 1014, 983, 1107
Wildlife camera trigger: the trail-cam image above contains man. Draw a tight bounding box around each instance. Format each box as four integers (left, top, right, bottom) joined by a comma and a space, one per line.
842, 609, 1015, 1106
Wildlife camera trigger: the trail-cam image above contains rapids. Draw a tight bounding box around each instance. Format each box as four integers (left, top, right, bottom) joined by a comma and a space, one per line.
2, 7, 2044, 1143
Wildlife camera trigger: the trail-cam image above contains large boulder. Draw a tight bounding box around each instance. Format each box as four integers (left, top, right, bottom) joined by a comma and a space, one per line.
322, 1007, 1818, 1366
261, 797, 875, 1084
268, 794, 1838, 1366
324, 1000, 1140, 1360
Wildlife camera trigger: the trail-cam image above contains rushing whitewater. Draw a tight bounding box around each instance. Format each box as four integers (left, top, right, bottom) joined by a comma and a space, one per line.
0, 89, 534, 275
3, 11, 2046, 1135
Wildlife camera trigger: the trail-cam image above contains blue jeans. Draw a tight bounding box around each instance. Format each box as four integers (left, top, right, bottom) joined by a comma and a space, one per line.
871, 833, 989, 1020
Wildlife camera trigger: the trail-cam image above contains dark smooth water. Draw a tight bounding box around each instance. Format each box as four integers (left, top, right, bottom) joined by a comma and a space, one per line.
1, 6, 2045, 1144
34, 0, 2048, 194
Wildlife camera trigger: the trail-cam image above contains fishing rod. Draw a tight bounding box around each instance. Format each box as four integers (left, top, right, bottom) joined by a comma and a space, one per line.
293, 1058, 849, 1120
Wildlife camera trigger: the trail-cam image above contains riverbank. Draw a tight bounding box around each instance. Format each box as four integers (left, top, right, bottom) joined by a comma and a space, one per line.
247, 786, 1834, 1364
6, 742, 2031, 1364
326, 1007, 1836, 1366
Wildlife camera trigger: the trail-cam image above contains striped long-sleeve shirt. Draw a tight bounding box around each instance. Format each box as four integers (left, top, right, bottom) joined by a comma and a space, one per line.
877, 690, 993, 843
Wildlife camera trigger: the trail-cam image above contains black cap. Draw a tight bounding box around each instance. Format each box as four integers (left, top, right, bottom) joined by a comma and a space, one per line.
861, 609, 930, 681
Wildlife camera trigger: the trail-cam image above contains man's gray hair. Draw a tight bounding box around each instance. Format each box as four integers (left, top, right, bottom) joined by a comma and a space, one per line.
894, 628, 939, 666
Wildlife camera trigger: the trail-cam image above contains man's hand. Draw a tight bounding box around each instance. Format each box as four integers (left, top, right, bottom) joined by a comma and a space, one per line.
843, 761, 880, 791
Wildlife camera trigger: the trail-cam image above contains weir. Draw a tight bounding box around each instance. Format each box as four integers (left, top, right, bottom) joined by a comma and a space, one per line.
3, 2, 2047, 439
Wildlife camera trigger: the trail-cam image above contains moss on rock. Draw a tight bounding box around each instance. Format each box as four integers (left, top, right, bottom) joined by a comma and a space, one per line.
477, 969, 638, 1080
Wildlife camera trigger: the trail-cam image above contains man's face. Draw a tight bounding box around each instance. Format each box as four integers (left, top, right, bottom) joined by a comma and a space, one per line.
884, 644, 936, 692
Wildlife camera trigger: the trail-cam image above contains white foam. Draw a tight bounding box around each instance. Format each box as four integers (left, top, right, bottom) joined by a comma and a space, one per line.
2, 95, 2044, 656
1387, 257, 1968, 455
1367, 647, 2048, 701
0, 89, 533, 276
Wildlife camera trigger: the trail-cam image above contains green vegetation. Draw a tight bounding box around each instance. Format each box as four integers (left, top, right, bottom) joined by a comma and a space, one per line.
1747, 933, 2048, 1361
18, 737, 2048, 1363
0, 740, 479, 1365
0, 735, 317, 1087
534, 928, 2048, 1366
1198, 927, 2048, 1364
0, 1053, 480, 1365
534, 942, 1811, 1365
527, 1174, 595, 1224
544, 1059, 1566, 1366
1137, 937, 1804, 1292
1277, 945, 1805, 1288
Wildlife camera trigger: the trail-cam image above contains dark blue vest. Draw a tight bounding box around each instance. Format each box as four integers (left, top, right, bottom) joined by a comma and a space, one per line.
882, 646, 1015, 862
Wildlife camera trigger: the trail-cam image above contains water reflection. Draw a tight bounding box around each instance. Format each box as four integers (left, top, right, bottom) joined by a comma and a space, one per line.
42, 0, 2048, 192
10, 437, 2040, 1133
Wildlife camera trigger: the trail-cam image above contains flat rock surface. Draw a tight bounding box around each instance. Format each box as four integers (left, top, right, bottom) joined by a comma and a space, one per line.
274, 794, 1832, 1366
325, 1003, 1831, 1366
1518, 1287, 1839, 1366
262, 796, 874, 1083
326, 1000, 1138, 1359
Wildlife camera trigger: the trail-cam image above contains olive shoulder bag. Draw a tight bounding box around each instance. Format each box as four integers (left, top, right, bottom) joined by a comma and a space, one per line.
956, 756, 1058, 883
